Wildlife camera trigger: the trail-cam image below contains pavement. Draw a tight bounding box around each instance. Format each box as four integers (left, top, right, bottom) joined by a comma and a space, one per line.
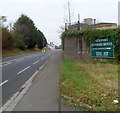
5, 50, 82, 112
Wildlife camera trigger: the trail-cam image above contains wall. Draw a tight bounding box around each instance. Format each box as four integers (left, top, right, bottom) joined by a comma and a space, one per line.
62, 36, 112, 62
63, 36, 92, 61
63, 37, 78, 60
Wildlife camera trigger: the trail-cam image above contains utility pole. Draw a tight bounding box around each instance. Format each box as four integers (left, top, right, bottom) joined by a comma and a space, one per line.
65, 23, 67, 31
78, 14, 80, 30
68, 1, 71, 25
93, 19, 96, 29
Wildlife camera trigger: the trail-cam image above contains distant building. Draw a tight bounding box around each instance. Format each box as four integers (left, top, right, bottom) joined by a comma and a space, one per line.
95, 22, 117, 29
68, 18, 117, 31
55, 45, 62, 49
46, 42, 55, 49
84, 18, 93, 25
68, 23, 93, 31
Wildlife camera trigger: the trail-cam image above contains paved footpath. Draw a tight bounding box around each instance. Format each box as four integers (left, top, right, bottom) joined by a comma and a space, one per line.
12, 51, 82, 111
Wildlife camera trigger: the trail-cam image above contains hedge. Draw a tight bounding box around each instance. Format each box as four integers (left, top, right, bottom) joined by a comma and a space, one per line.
62, 28, 120, 61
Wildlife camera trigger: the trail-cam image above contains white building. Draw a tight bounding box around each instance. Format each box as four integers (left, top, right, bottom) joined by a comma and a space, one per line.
84, 18, 93, 25
47, 42, 56, 50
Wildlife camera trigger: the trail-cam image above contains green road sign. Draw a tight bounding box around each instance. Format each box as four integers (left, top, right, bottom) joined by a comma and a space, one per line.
90, 37, 114, 58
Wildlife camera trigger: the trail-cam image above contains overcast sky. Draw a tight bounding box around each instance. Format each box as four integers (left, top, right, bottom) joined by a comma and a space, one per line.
0, 0, 119, 46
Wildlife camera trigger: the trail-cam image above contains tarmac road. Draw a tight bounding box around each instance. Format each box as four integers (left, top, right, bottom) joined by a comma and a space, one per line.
1, 49, 61, 106
12, 50, 82, 111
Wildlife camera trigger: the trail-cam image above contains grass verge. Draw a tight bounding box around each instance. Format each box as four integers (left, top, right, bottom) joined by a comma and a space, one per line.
60, 60, 119, 111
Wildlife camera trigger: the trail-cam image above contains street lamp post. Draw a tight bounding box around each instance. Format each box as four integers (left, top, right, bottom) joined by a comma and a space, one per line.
78, 14, 80, 31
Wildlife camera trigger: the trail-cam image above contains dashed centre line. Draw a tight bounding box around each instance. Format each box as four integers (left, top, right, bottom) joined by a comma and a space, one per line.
33, 60, 40, 64
41, 57, 44, 60
0, 80, 8, 87
17, 66, 30, 75
2, 54, 40, 65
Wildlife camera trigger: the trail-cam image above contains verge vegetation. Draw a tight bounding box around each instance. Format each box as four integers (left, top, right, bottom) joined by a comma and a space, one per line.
2, 48, 40, 57
60, 60, 119, 111
2, 14, 47, 57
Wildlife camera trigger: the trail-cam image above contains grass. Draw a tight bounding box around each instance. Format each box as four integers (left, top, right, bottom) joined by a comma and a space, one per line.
2, 48, 41, 57
60, 60, 119, 111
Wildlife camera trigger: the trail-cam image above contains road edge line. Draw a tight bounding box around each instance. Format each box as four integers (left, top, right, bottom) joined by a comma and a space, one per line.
1, 61, 48, 112
0, 67, 39, 111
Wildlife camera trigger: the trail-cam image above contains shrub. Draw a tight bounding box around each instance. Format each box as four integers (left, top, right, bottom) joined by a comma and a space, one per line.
2, 28, 15, 49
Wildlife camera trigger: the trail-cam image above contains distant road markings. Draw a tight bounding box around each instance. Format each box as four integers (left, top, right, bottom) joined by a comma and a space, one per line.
3, 62, 11, 66
2, 53, 41, 65
17, 66, 30, 75
0, 80, 8, 87
16, 59, 20, 61
0, 62, 11, 67
16, 58, 25, 61
33, 60, 39, 64
9, 59, 16, 62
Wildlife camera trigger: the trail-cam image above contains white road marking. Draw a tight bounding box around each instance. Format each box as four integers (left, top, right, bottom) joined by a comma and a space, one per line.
45, 60, 48, 65
39, 60, 48, 70
16, 60, 20, 61
16, 58, 25, 61
17, 66, 30, 75
9, 59, 16, 62
0, 80, 8, 86
1, 53, 41, 65
3, 62, 11, 66
2, 59, 17, 64
2, 55, 32, 64
39, 65, 44, 70
1, 66, 40, 111
0, 62, 11, 67
41, 57, 44, 60
33, 60, 39, 64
